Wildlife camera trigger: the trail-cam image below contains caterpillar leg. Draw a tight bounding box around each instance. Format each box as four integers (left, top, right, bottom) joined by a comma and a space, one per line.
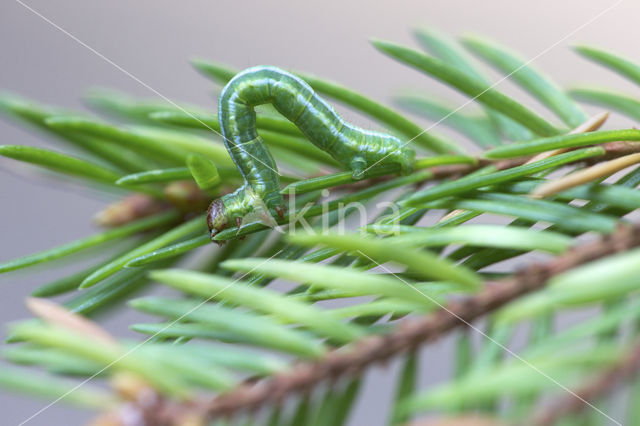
262, 193, 286, 221
350, 156, 367, 180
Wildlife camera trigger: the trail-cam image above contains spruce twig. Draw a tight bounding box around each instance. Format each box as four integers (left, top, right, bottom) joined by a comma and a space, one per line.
119, 223, 640, 423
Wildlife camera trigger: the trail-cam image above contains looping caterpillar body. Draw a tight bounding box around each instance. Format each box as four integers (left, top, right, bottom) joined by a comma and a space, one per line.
207, 65, 415, 239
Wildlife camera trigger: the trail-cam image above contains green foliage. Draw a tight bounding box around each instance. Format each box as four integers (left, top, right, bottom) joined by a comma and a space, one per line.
403, 147, 604, 205
0, 212, 179, 273
366, 224, 572, 253
3, 27, 640, 426
574, 45, 640, 86
395, 95, 502, 147
390, 352, 419, 425
461, 36, 587, 127
129, 296, 326, 357
371, 39, 559, 136
116, 167, 196, 185
0, 367, 114, 408
79, 215, 207, 288
413, 28, 535, 142
186, 154, 221, 192
0, 145, 122, 186
484, 129, 640, 158
569, 87, 640, 122
497, 247, 640, 322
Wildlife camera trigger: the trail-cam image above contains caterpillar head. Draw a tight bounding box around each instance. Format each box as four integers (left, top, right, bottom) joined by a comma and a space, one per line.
207, 199, 228, 240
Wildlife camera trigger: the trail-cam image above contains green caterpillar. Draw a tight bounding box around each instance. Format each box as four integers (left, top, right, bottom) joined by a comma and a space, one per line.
207, 65, 415, 239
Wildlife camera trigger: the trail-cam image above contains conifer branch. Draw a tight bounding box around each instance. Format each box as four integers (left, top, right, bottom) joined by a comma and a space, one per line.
119, 223, 640, 424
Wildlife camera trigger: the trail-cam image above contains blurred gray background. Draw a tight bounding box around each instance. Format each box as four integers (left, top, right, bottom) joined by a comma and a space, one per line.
1, 0, 639, 424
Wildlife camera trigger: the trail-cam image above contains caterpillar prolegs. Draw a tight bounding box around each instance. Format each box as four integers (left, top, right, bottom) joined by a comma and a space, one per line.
207, 65, 416, 239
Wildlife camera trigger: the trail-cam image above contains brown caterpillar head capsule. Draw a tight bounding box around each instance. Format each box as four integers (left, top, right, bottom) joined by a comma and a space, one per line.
206, 199, 228, 240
